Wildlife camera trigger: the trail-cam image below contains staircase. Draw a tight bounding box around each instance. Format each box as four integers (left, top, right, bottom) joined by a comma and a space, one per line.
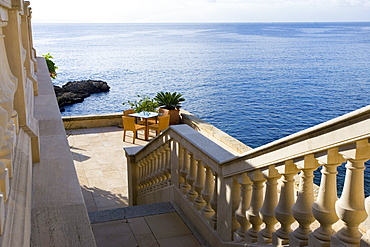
125, 106, 370, 247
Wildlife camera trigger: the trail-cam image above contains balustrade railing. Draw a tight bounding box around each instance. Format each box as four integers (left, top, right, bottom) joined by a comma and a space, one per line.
0, 0, 39, 241
126, 105, 370, 246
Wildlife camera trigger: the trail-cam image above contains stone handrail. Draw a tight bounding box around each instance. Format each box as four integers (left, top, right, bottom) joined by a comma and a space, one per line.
125, 104, 370, 247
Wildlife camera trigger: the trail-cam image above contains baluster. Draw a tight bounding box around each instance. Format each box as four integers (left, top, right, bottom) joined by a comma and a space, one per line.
210, 171, 218, 230
178, 146, 185, 187
201, 165, 215, 220
245, 169, 266, 243
331, 139, 370, 246
234, 173, 252, 242
147, 154, 155, 192
186, 153, 198, 201
272, 160, 299, 246
309, 148, 344, 246
290, 154, 319, 246
154, 148, 164, 188
159, 146, 167, 188
142, 157, 149, 193
180, 149, 191, 194
139, 160, 146, 194
153, 150, 161, 189
193, 160, 206, 210
143, 155, 150, 192
258, 165, 281, 244
0, 161, 9, 202
137, 160, 143, 195
163, 144, 171, 186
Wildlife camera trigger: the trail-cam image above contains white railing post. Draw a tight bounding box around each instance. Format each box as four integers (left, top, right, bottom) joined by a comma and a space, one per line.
186, 153, 198, 201
126, 150, 138, 206
163, 143, 171, 186
245, 169, 266, 244
170, 141, 180, 188
272, 160, 299, 246
331, 139, 370, 246
290, 154, 319, 246
180, 148, 191, 194
258, 165, 281, 244
193, 160, 206, 210
309, 148, 344, 246
201, 165, 215, 220
210, 171, 218, 230
173, 142, 183, 189
217, 176, 235, 241
234, 173, 252, 242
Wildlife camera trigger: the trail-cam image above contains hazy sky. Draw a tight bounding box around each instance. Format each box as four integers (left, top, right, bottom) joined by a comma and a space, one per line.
30, 0, 370, 23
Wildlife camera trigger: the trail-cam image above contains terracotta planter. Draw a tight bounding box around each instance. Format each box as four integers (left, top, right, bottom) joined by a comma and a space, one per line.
160, 108, 180, 125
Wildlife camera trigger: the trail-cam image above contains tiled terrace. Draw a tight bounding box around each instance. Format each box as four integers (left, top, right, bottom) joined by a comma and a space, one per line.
67, 126, 208, 246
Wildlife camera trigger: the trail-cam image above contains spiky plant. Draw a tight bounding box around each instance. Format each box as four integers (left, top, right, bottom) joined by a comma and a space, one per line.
154, 92, 185, 110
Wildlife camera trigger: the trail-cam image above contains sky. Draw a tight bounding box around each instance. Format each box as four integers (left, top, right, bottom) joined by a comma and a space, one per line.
30, 0, 370, 23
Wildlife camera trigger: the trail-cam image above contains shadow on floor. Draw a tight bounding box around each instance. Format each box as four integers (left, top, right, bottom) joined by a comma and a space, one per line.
81, 185, 128, 212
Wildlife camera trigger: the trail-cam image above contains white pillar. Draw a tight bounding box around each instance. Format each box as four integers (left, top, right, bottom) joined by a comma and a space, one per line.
258, 165, 281, 244
210, 171, 218, 230
309, 148, 344, 246
290, 154, 319, 246
180, 149, 191, 194
193, 160, 206, 210
331, 139, 370, 246
201, 165, 215, 220
186, 153, 198, 201
272, 160, 299, 246
234, 173, 252, 242
245, 169, 266, 244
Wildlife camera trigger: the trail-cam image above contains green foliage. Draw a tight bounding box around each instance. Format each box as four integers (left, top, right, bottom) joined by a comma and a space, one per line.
154, 92, 185, 110
42, 53, 58, 79
123, 95, 159, 113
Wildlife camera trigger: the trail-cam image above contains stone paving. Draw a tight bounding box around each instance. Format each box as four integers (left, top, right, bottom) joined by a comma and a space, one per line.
66, 126, 206, 246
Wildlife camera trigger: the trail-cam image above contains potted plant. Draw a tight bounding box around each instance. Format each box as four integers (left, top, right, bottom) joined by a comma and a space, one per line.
123, 95, 158, 113
154, 92, 185, 125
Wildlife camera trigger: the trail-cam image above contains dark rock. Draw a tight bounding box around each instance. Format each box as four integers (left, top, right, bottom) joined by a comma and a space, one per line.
54, 80, 110, 108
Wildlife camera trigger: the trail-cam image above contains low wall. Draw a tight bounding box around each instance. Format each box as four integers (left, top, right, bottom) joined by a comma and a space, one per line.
63, 112, 124, 129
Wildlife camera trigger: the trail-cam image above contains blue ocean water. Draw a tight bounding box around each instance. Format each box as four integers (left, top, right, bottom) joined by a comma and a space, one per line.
33, 22, 370, 195
32, 22, 370, 149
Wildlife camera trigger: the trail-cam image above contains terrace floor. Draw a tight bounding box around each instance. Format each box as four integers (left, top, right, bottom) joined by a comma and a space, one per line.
66, 126, 207, 247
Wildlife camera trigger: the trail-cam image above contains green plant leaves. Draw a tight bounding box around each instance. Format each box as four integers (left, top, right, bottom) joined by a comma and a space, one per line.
42, 53, 58, 79
154, 92, 185, 110
122, 95, 159, 112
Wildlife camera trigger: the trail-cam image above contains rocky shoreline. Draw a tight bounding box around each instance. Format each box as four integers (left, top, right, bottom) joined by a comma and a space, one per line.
54, 80, 110, 111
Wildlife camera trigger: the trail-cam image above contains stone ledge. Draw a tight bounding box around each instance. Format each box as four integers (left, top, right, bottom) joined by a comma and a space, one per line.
63, 113, 123, 130
31, 57, 96, 247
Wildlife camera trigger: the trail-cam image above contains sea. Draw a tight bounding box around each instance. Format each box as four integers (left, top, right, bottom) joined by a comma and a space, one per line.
32, 22, 370, 195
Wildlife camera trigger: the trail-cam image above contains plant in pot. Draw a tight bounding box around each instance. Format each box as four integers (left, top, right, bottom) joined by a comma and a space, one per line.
154, 92, 185, 125
123, 95, 158, 113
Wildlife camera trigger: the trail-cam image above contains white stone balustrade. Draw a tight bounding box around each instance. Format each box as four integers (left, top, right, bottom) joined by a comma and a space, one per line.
0, 0, 41, 244
126, 104, 370, 246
